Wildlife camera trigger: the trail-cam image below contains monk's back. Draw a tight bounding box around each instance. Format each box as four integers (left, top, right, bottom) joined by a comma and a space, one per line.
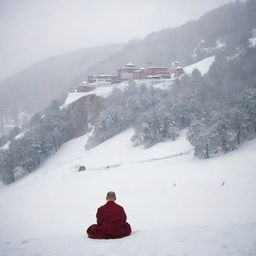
97, 201, 126, 226
87, 191, 131, 239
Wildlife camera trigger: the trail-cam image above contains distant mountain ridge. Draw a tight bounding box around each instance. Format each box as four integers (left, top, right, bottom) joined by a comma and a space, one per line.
81, 1, 256, 79
0, 44, 124, 114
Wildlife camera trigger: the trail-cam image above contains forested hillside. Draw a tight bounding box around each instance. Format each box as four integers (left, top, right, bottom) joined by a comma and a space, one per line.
81, 1, 256, 79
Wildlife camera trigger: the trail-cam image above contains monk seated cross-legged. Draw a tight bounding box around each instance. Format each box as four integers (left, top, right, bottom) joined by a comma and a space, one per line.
86, 191, 132, 239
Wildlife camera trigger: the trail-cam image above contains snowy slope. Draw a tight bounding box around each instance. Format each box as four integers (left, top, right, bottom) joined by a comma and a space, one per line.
63, 80, 173, 107
1, 224, 256, 256
64, 87, 114, 106
1, 129, 256, 255
184, 56, 215, 75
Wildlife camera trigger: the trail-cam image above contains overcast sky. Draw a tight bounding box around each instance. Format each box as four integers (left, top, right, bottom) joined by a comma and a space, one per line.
0, 0, 233, 81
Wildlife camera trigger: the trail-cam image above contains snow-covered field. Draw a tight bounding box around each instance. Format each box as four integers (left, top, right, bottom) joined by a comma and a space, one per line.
0, 129, 256, 255
1, 224, 256, 256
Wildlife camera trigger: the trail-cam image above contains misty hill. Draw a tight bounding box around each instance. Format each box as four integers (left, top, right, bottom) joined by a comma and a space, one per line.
79, 1, 256, 79
0, 44, 124, 113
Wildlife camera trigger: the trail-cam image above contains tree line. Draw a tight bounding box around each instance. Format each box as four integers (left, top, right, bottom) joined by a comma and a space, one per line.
0, 101, 74, 184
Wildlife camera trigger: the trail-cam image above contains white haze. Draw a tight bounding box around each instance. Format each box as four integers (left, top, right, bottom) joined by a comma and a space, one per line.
0, 0, 233, 81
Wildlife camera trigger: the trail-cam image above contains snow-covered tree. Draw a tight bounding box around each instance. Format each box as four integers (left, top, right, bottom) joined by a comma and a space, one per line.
243, 88, 256, 132
0, 150, 15, 185
86, 105, 127, 149
131, 104, 179, 148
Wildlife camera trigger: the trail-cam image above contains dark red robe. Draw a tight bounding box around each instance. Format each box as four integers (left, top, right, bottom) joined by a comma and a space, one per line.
87, 201, 132, 239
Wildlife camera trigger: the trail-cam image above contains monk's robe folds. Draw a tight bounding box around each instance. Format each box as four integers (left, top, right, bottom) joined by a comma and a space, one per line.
87, 201, 131, 239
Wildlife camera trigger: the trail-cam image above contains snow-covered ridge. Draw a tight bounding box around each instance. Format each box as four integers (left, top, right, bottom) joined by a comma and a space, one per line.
183, 56, 215, 75
64, 86, 114, 106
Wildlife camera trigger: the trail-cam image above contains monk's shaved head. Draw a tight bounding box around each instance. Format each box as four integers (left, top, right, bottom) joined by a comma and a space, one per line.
106, 191, 116, 201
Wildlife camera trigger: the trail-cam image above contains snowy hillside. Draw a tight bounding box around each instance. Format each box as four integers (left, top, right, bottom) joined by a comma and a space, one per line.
63, 80, 173, 107
0, 129, 256, 255
183, 56, 215, 75
64, 86, 114, 106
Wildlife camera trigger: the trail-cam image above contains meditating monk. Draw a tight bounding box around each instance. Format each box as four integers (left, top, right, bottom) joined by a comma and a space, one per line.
86, 191, 132, 239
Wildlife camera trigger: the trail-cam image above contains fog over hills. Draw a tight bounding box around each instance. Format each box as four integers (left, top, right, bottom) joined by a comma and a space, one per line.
0, 44, 124, 113
0, 0, 232, 81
